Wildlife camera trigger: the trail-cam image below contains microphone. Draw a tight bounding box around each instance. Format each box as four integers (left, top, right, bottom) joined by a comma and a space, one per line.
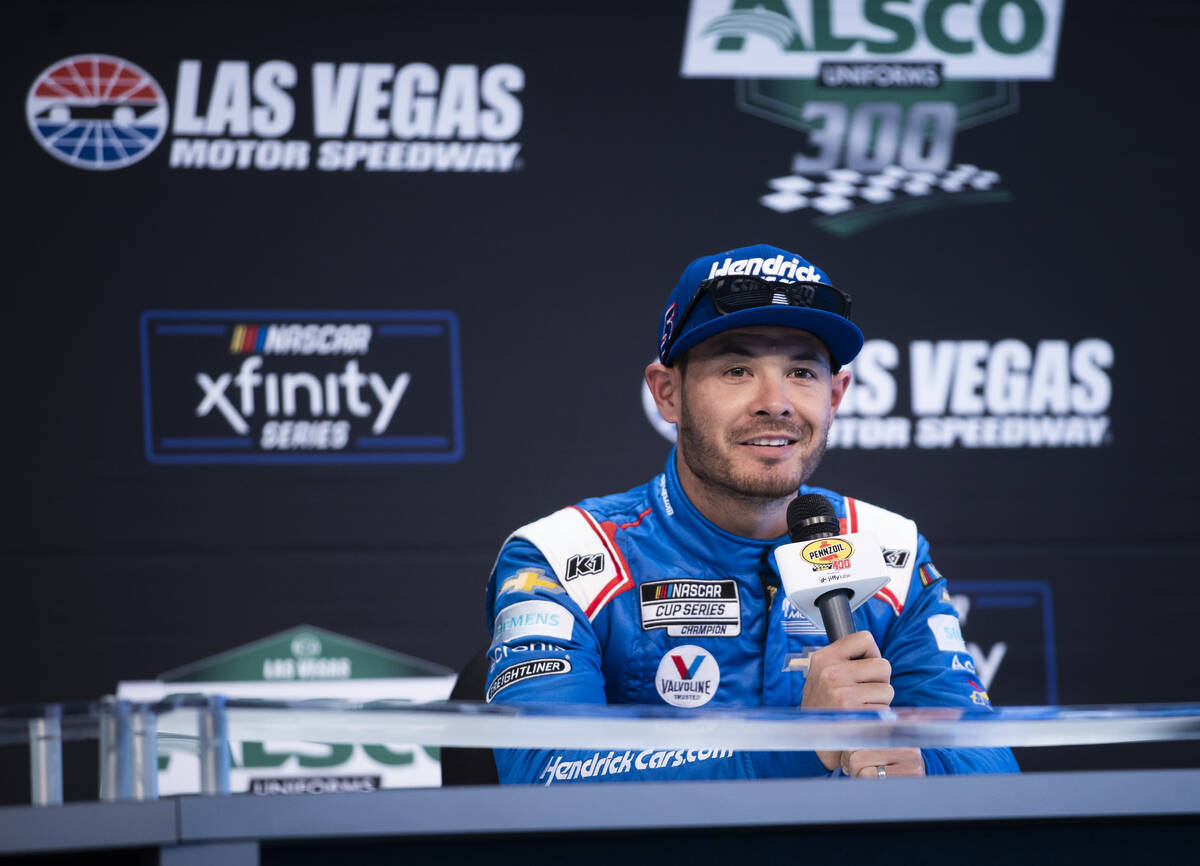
773, 494, 891, 643
786, 495, 855, 641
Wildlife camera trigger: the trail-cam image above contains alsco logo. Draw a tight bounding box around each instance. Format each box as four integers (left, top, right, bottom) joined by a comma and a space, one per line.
679, 1, 1064, 235
802, 538, 854, 564
682, 0, 1062, 79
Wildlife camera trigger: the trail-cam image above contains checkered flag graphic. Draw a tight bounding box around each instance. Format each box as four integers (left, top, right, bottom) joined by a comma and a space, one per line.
760, 164, 1001, 215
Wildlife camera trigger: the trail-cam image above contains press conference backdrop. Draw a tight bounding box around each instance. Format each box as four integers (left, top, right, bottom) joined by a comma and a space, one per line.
5, 0, 1199, 790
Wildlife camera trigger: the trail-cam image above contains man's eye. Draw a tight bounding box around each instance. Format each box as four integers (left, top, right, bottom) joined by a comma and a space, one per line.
790, 367, 816, 379
725, 366, 749, 377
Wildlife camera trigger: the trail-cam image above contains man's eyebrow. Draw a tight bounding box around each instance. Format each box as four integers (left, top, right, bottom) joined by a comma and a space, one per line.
705, 340, 756, 358
705, 340, 830, 366
792, 349, 831, 367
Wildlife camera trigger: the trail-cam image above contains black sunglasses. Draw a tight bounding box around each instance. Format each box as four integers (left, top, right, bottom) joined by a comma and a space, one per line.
662, 274, 853, 361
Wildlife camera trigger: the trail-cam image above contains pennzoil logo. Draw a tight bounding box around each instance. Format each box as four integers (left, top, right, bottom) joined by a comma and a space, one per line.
680, 0, 1064, 235
801, 538, 854, 566
140, 310, 464, 464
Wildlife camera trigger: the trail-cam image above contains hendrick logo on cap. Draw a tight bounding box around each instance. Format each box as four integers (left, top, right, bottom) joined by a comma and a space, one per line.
707, 254, 821, 282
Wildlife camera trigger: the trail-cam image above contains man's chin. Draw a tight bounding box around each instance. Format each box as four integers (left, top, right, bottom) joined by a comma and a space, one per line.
726, 465, 808, 501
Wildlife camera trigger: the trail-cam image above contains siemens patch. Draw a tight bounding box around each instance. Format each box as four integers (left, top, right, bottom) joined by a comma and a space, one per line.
486, 658, 571, 702
640, 580, 741, 637
928, 613, 967, 653
492, 600, 575, 646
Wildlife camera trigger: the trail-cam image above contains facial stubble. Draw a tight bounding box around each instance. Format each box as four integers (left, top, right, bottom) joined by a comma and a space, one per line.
677, 390, 831, 506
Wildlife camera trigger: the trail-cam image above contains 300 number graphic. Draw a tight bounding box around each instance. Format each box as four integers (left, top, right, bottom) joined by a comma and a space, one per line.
792, 101, 957, 174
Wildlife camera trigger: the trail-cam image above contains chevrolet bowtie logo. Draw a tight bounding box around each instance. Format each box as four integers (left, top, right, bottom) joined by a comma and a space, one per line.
498, 569, 562, 596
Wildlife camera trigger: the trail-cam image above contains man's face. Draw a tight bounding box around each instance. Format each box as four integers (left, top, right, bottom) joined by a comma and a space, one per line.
670, 326, 850, 503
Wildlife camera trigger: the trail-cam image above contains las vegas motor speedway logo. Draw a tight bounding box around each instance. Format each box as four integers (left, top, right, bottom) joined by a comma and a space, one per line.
27, 55, 169, 170
680, 0, 1064, 235
140, 310, 465, 464
28, 55, 524, 173
643, 337, 1114, 450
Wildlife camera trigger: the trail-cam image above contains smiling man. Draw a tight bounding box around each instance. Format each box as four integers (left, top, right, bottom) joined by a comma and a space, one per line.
484, 243, 1018, 784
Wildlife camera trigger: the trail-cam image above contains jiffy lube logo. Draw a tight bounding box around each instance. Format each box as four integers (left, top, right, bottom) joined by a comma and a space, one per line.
680, 0, 1064, 235
28, 56, 524, 173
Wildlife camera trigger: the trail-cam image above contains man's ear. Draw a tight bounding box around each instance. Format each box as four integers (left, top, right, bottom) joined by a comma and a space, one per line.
830, 368, 851, 415
645, 362, 681, 425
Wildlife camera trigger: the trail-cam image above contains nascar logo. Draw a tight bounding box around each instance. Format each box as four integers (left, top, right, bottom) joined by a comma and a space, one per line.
229, 323, 373, 356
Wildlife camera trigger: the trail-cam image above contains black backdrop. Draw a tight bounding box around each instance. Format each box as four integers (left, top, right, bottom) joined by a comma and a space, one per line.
5, 0, 1199, 786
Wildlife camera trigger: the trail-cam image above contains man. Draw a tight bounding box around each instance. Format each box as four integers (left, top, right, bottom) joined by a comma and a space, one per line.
484, 243, 1018, 784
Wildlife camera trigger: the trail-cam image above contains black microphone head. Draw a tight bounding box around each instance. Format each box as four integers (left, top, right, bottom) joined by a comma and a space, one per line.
786, 493, 840, 542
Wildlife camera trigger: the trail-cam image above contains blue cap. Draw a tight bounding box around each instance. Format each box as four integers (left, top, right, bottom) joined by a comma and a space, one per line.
657, 243, 864, 370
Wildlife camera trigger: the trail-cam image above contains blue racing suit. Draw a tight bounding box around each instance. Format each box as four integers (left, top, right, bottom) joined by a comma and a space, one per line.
484, 450, 1019, 784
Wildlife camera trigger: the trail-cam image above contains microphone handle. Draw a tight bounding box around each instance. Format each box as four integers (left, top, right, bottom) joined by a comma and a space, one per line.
815, 589, 855, 642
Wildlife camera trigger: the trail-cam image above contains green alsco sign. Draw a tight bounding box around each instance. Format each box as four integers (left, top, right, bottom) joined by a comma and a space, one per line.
681, 0, 1063, 80
159, 625, 453, 683
678, 0, 1065, 236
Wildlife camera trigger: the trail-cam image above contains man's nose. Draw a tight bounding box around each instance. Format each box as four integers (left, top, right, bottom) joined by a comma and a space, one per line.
752, 374, 793, 416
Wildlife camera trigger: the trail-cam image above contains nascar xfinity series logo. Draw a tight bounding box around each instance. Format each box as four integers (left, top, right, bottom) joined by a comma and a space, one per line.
140, 310, 464, 464
680, 0, 1064, 235
27, 55, 524, 173
644, 336, 1113, 450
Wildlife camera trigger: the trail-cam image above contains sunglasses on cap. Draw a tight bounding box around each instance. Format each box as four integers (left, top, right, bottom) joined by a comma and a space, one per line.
662, 274, 854, 361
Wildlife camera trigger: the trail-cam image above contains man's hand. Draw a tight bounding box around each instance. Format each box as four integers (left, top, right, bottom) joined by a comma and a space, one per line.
801, 631, 893, 709
841, 748, 925, 778
800, 632, 896, 771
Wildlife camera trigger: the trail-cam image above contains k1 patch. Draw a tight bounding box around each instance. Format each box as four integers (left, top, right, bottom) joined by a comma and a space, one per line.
486, 658, 572, 703
655, 645, 720, 708
639, 579, 741, 637
564, 553, 605, 580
